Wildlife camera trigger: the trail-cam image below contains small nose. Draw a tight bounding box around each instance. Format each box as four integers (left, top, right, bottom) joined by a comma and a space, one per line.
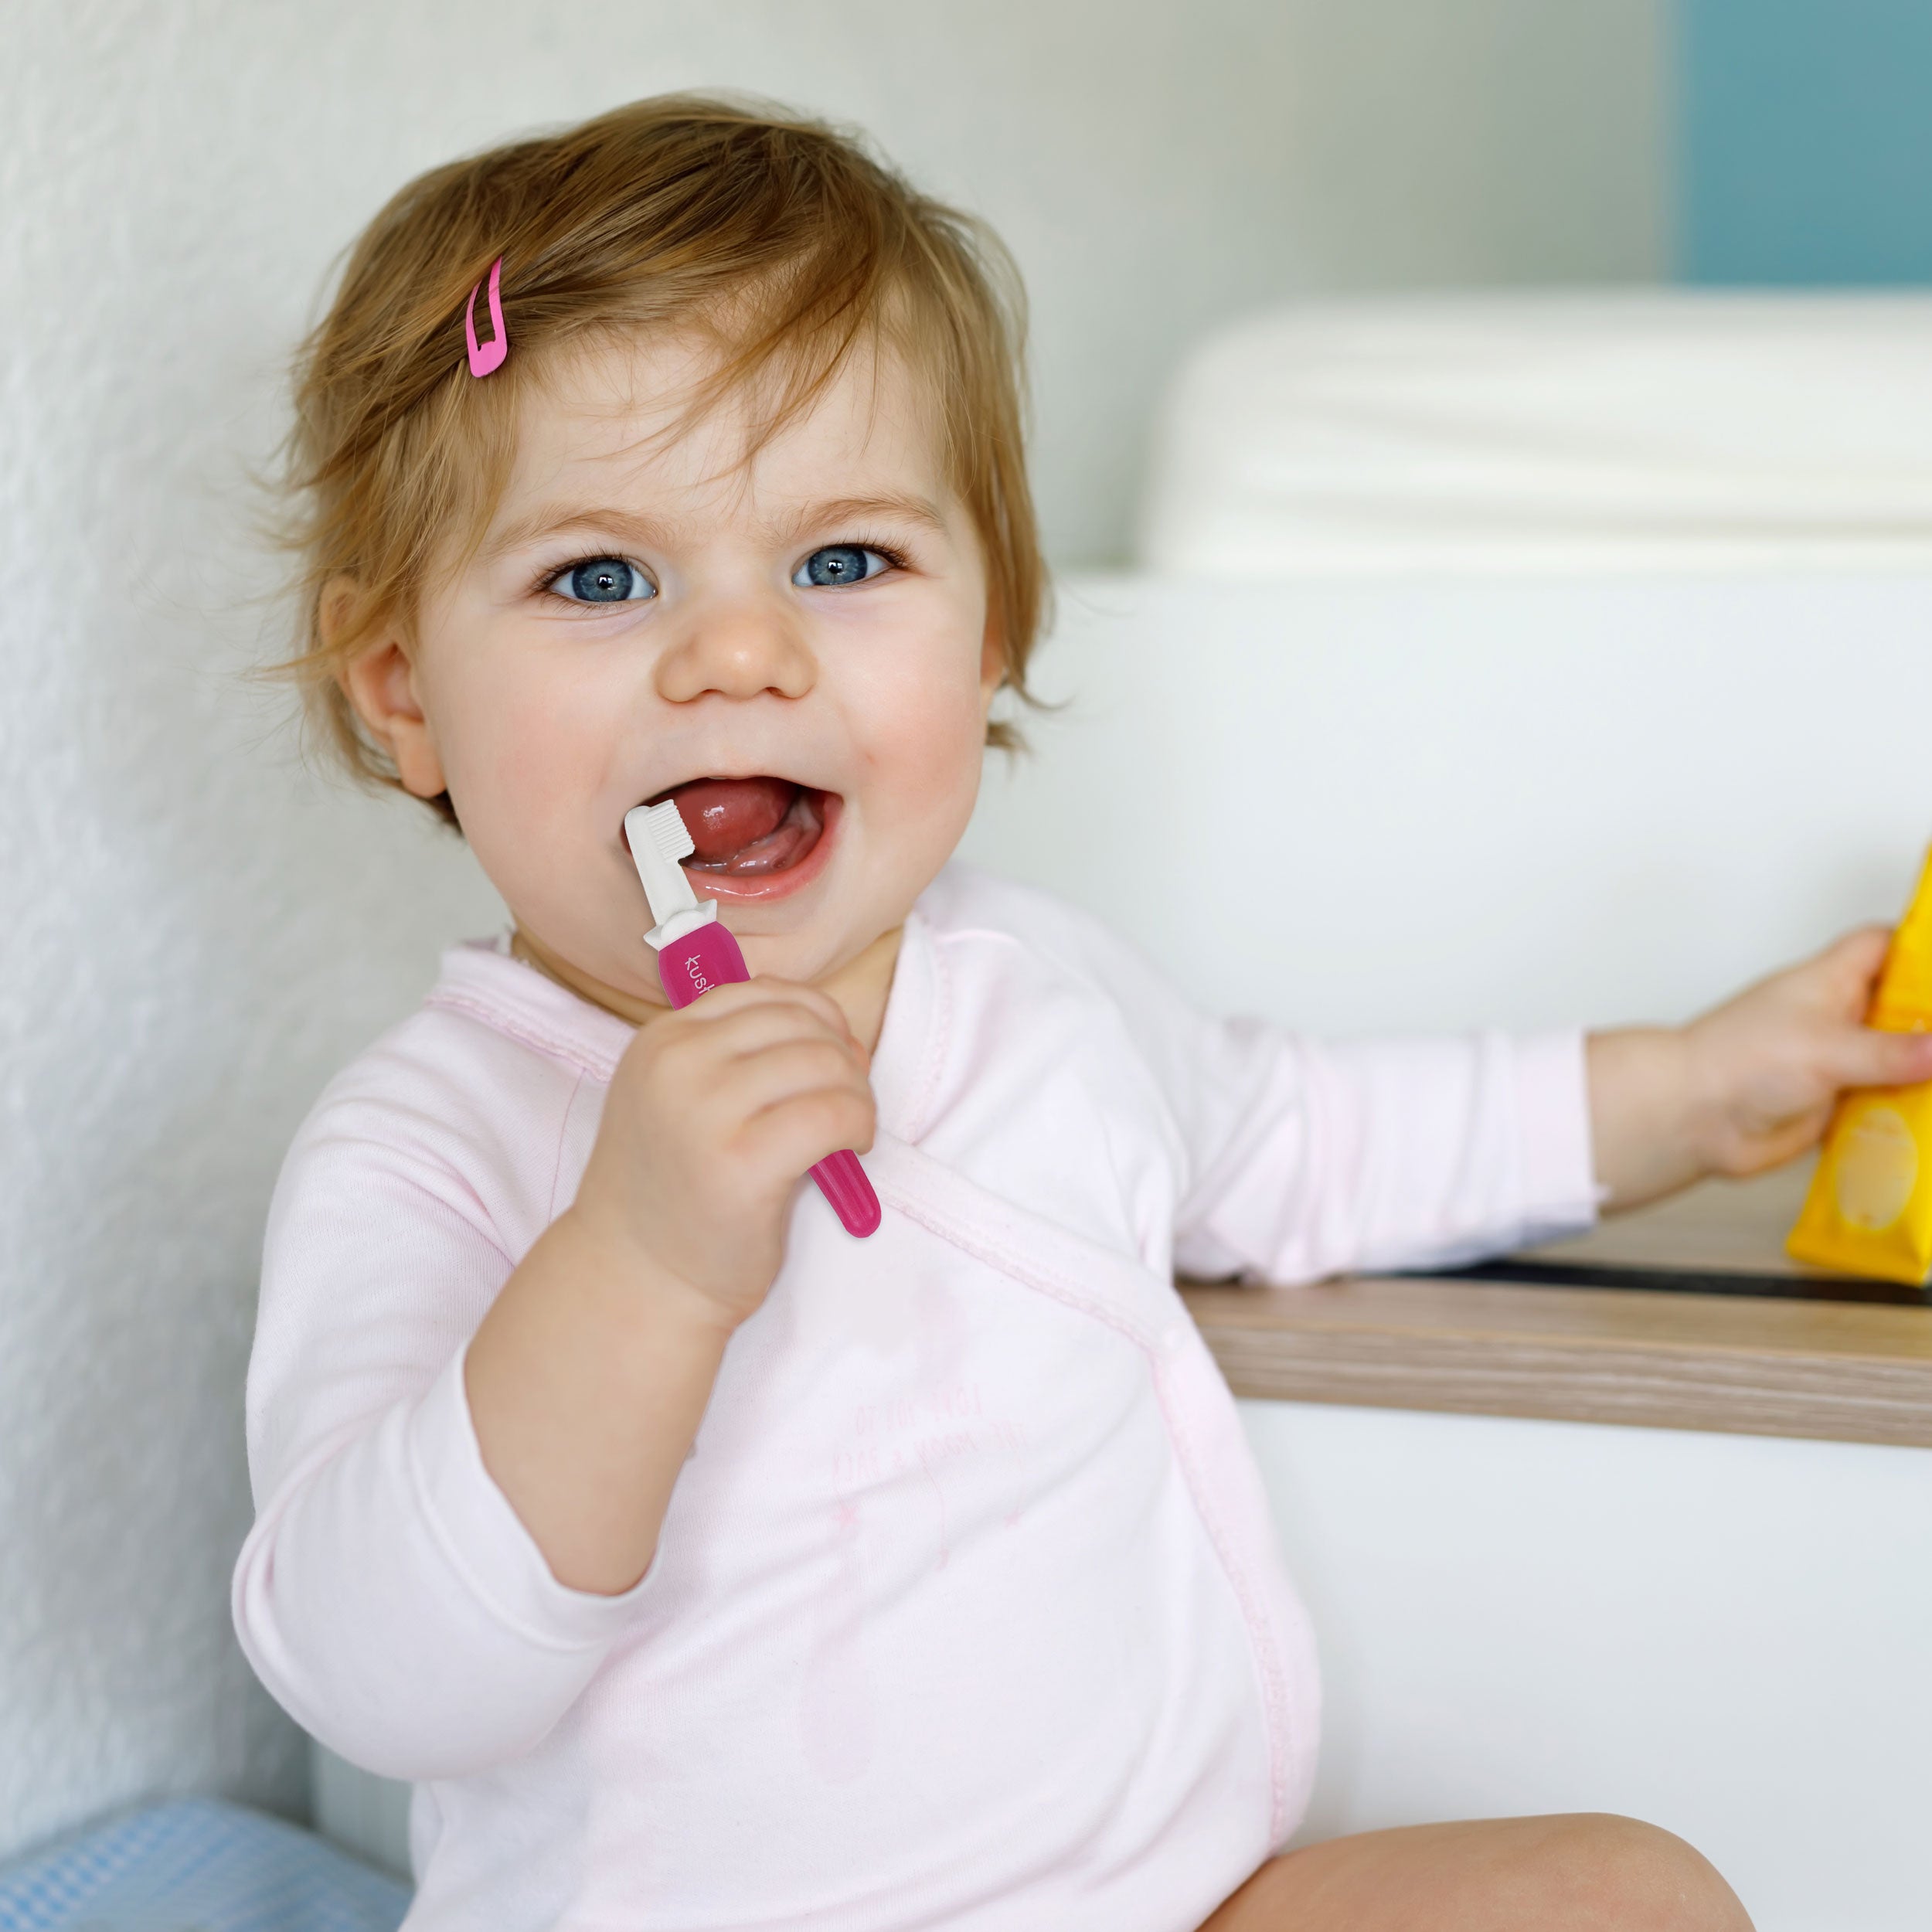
655, 594, 815, 706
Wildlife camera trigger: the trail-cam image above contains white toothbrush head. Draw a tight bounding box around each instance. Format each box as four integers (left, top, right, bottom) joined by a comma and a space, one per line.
624, 798, 714, 948
638, 798, 694, 866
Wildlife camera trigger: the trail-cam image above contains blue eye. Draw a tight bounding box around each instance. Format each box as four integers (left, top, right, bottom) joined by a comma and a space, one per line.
792, 545, 892, 589
548, 557, 654, 604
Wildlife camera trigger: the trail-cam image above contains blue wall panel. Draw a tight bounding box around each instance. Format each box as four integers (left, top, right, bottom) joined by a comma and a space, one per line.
1681, 0, 1932, 284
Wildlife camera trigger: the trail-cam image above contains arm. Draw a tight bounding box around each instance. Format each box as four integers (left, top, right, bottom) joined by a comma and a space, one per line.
1171, 1026, 1597, 1283
462, 976, 873, 1594
235, 978, 873, 1777
1586, 926, 1932, 1213
953, 879, 1601, 1284
1178, 924, 1932, 1278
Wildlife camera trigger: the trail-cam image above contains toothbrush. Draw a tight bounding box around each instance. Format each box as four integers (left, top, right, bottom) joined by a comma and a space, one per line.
625, 800, 882, 1239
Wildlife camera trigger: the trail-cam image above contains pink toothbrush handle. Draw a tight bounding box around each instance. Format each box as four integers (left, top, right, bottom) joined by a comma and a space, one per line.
655, 918, 882, 1239
807, 1148, 883, 1238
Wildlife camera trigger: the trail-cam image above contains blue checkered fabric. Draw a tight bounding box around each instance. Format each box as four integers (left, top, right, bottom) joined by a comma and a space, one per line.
0, 1798, 410, 1932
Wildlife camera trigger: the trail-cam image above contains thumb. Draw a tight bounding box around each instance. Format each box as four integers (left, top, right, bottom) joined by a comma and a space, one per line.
1814, 923, 1893, 1011
1832, 1024, 1932, 1092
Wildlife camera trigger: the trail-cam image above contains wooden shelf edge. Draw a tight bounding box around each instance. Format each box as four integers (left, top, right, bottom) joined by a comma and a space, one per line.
1183, 1288, 1932, 1448
1178, 1168, 1932, 1444
1181, 1277, 1932, 1362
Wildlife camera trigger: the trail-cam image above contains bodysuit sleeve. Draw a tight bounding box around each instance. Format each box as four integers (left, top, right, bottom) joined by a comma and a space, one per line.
1165, 1021, 1602, 1283
968, 873, 1603, 1283
231, 1047, 650, 1783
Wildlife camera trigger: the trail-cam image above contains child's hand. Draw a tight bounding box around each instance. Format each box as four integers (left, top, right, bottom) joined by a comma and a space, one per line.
1588, 927, 1932, 1212
568, 978, 877, 1325
463, 976, 873, 1595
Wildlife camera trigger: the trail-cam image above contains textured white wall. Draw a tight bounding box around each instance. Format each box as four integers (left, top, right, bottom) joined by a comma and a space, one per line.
0, 0, 1663, 1864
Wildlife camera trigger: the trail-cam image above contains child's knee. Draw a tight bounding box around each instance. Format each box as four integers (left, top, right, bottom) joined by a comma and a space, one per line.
1546, 1814, 1753, 1930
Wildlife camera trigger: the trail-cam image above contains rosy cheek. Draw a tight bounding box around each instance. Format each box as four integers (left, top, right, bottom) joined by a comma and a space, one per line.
474, 651, 592, 781
865, 676, 985, 815
434, 676, 579, 862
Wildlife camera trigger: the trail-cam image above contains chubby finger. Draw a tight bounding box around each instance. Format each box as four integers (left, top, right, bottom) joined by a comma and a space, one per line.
666, 975, 860, 1048
1829, 1023, 1932, 1091
734, 1084, 879, 1174
1815, 924, 1893, 999
702, 1036, 875, 1123
672, 998, 868, 1071
1724, 1104, 1837, 1179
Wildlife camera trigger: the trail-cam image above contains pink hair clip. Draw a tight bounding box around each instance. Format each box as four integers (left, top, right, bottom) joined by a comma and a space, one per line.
464, 257, 507, 377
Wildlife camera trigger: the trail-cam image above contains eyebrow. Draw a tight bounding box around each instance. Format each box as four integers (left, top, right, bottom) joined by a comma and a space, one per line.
481, 505, 679, 561
481, 491, 951, 560
790, 494, 951, 540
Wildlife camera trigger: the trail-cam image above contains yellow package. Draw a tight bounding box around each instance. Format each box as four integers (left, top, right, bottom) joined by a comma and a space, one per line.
1788, 847, 1932, 1284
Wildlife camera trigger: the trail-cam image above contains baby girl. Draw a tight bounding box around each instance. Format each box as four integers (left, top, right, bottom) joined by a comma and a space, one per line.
233, 94, 1917, 1930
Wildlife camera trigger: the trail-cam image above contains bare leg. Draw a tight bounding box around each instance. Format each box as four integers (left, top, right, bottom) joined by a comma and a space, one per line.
1200, 1814, 1753, 1932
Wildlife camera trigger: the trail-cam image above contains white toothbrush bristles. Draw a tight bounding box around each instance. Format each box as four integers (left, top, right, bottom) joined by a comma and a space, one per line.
642, 799, 694, 862
624, 800, 703, 937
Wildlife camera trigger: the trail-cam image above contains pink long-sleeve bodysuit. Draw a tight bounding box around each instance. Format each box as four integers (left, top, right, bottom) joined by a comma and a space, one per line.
233, 866, 1598, 1931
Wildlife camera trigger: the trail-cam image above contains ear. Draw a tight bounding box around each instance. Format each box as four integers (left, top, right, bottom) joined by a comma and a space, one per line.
328, 583, 448, 800
978, 604, 1006, 717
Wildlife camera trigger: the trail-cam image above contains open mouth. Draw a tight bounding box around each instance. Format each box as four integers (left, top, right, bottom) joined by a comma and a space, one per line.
643, 776, 829, 878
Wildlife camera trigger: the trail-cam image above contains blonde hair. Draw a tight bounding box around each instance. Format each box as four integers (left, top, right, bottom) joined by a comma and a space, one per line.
277, 93, 1046, 826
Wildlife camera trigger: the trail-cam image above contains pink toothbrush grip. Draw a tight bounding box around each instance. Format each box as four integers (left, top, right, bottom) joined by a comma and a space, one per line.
655, 918, 753, 1011
808, 1148, 883, 1238
655, 920, 881, 1239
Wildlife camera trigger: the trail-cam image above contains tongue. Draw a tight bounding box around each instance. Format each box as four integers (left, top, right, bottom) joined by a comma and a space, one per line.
668, 777, 798, 864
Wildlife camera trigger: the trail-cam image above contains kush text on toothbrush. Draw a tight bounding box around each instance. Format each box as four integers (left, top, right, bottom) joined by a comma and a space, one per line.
625, 797, 882, 1239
